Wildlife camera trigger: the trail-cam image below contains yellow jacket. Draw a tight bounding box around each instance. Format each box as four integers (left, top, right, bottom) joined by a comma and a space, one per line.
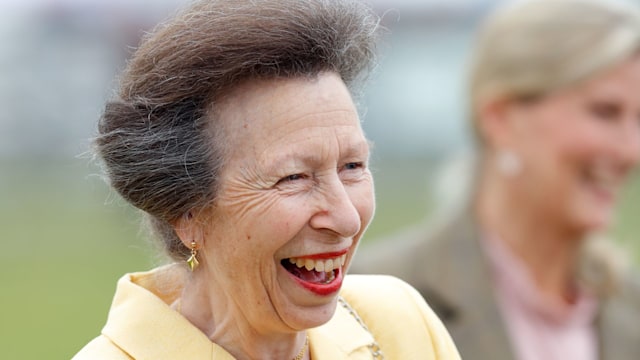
73, 265, 460, 359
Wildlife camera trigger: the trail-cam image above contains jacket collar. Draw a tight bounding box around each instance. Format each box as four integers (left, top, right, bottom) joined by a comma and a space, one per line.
101, 265, 372, 360
102, 265, 224, 359
309, 301, 376, 359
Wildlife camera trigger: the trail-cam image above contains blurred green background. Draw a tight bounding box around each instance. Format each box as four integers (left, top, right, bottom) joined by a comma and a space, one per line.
1, 0, 639, 359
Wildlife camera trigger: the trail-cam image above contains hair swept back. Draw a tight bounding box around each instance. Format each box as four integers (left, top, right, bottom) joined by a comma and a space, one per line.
94, 0, 380, 261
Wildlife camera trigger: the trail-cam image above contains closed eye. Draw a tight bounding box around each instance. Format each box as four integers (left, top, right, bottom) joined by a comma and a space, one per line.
589, 101, 622, 121
276, 173, 306, 185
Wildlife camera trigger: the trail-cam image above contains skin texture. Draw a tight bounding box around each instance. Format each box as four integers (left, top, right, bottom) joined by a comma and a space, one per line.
477, 55, 640, 302
175, 72, 374, 360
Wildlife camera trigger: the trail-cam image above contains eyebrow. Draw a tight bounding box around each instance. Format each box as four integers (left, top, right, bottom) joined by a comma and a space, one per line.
263, 138, 370, 175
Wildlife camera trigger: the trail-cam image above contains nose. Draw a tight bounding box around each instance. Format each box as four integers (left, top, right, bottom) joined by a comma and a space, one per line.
309, 176, 362, 238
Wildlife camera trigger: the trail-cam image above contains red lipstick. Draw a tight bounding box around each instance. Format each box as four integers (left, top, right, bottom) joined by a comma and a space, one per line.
301, 248, 349, 260
291, 267, 343, 296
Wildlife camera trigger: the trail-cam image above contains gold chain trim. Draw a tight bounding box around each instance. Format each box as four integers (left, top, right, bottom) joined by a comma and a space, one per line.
337, 297, 385, 360
292, 334, 309, 360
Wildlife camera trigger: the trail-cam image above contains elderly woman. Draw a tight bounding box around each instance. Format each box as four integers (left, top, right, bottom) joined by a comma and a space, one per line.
355, 0, 640, 359
73, 0, 460, 359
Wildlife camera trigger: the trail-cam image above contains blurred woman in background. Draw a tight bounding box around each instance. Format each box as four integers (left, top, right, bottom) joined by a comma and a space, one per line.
72, 0, 461, 359
354, 0, 640, 359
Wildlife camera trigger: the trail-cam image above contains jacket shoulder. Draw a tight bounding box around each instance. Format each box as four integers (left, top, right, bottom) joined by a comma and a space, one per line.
609, 271, 640, 317
72, 335, 131, 360
341, 275, 460, 360
623, 271, 640, 305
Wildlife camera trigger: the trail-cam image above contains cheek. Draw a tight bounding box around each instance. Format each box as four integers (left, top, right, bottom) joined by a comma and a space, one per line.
207, 194, 287, 262
350, 178, 375, 228
246, 197, 312, 244
559, 126, 608, 158
546, 103, 615, 155
528, 116, 606, 174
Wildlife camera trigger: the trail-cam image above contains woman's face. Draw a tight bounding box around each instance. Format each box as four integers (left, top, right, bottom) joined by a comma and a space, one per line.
199, 73, 374, 332
501, 55, 640, 233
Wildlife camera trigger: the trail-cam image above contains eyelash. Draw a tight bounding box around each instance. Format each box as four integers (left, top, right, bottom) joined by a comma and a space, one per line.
343, 162, 364, 170
589, 102, 621, 120
276, 173, 306, 184
276, 162, 365, 185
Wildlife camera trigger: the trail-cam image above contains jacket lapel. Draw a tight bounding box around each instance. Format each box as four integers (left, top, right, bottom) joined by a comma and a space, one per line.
309, 300, 377, 360
598, 277, 640, 360
410, 212, 515, 360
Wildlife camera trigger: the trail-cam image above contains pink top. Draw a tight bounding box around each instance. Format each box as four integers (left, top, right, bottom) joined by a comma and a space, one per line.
481, 235, 599, 360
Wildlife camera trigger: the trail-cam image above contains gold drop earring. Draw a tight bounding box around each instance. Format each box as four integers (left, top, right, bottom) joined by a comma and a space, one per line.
186, 241, 199, 272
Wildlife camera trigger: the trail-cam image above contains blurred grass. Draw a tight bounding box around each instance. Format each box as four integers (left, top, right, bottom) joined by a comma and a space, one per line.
0, 159, 151, 359
0, 158, 638, 359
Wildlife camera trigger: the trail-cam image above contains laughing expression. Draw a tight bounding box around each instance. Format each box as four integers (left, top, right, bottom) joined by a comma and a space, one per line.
505, 55, 640, 233
196, 72, 375, 333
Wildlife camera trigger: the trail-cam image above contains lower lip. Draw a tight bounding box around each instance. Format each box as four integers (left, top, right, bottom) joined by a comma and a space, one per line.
289, 267, 343, 296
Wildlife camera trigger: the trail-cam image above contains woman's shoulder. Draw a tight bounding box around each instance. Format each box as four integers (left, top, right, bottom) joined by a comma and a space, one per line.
341, 274, 444, 325
623, 270, 640, 302
340, 274, 461, 360
341, 274, 423, 306
72, 335, 131, 360
610, 270, 640, 313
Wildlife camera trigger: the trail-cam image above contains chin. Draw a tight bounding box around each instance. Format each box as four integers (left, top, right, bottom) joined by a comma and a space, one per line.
285, 298, 339, 330
573, 212, 614, 235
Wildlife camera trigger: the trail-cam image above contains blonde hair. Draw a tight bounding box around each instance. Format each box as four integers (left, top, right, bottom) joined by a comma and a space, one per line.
468, 0, 640, 294
470, 0, 640, 123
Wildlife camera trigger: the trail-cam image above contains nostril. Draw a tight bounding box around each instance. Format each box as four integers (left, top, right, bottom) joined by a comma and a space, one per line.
309, 198, 361, 237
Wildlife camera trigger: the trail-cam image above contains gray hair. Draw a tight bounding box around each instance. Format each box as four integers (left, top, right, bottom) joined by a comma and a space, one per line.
95, 0, 380, 261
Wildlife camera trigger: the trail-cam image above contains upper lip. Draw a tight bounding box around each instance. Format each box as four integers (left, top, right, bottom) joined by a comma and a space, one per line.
585, 162, 623, 188
288, 248, 349, 260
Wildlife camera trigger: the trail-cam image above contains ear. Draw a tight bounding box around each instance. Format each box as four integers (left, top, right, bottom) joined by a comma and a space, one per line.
476, 96, 523, 150
173, 211, 203, 249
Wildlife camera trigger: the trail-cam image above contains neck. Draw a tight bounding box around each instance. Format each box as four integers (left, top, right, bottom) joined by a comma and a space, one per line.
178, 269, 308, 360
476, 166, 584, 303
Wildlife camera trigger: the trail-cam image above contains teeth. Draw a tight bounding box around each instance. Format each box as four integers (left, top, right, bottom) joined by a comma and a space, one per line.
325, 259, 333, 272
305, 259, 314, 271
288, 255, 345, 273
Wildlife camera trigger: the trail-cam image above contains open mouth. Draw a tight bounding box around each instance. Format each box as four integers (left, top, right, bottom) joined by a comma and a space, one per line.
280, 253, 348, 296
583, 164, 620, 203
281, 254, 346, 285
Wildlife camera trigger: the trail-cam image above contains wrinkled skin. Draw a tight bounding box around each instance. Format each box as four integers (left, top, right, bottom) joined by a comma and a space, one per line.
176, 72, 374, 360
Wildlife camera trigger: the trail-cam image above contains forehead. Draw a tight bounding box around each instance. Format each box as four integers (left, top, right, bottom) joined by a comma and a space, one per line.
214, 73, 363, 154
578, 55, 640, 97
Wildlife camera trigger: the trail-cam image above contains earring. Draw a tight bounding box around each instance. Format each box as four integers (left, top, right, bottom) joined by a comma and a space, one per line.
186, 241, 199, 272
496, 149, 522, 177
